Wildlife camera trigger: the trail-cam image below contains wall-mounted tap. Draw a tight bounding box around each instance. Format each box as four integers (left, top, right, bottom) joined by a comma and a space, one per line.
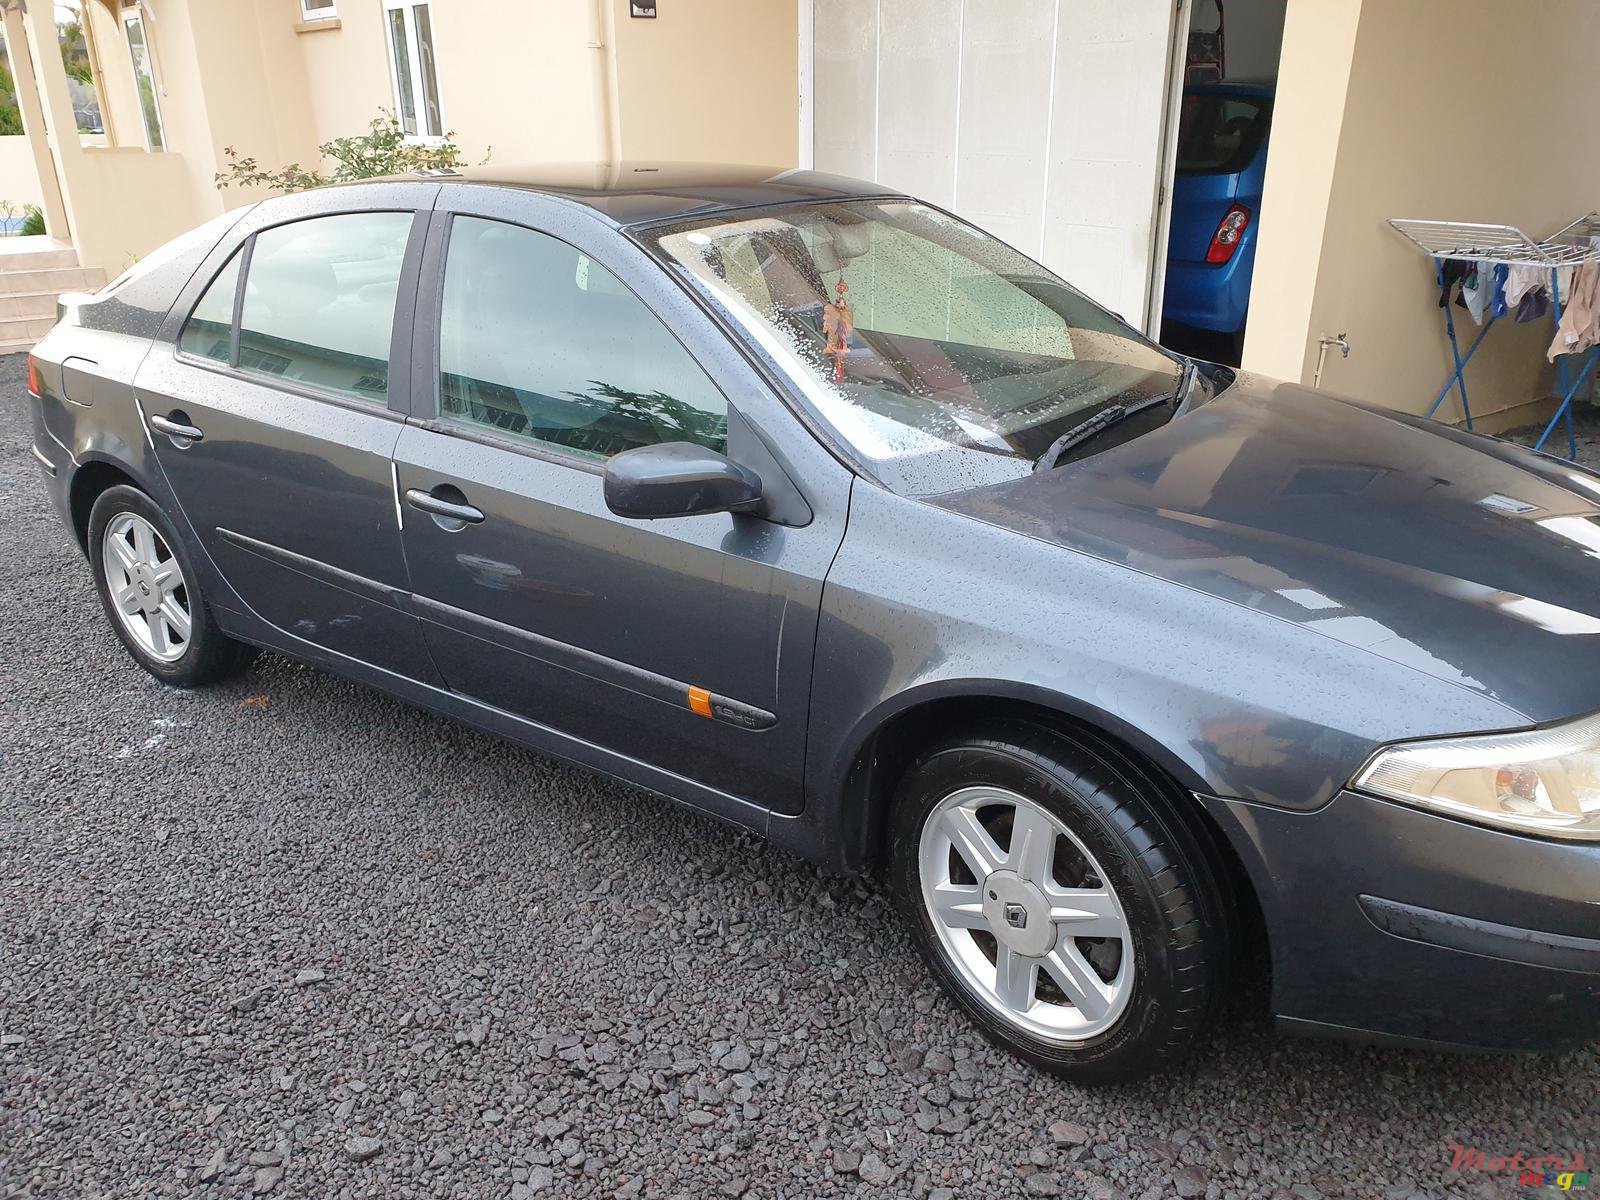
1313, 332, 1350, 389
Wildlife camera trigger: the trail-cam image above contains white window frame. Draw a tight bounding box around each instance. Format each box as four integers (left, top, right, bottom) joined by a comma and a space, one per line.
120, 2, 166, 152
299, 0, 337, 21
382, 0, 445, 144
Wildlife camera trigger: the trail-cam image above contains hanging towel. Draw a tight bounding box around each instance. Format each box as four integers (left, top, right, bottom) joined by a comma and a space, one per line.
1461, 265, 1492, 325
1490, 264, 1509, 319
1548, 259, 1600, 360
1505, 263, 1546, 308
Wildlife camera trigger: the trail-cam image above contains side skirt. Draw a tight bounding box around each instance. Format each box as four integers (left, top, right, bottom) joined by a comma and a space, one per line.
213, 603, 777, 841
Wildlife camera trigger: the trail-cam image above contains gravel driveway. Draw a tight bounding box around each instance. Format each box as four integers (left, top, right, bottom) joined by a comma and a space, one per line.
2, 349, 1594, 1200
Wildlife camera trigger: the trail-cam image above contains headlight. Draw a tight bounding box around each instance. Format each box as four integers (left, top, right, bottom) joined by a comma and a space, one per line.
1352, 712, 1600, 841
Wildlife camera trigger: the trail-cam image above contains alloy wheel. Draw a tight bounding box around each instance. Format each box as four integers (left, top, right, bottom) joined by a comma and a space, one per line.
918, 785, 1134, 1042
101, 511, 192, 663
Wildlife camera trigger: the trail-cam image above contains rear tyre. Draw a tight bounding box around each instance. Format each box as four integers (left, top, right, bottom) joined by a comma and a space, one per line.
888, 725, 1229, 1084
87, 484, 255, 687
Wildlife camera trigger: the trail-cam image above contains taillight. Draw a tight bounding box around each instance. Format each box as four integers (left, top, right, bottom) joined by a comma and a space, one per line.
1205, 204, 1251, 264
26, 354, 41, 398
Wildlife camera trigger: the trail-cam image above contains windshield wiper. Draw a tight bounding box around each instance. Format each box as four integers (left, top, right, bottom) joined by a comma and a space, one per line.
1032, 360, 1196, 474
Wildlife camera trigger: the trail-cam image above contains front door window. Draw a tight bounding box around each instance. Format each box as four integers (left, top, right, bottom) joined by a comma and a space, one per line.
438, 216, 728, 459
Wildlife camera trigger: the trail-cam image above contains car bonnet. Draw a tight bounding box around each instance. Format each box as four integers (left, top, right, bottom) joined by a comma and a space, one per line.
929, 374, 1600, 723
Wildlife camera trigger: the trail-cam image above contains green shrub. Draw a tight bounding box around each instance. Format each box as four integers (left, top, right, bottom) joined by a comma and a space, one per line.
216, 111, 477, 194
20, 204, 44, 237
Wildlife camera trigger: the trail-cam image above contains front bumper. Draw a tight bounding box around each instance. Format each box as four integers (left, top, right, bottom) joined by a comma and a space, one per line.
1206, 788, 1600, 1053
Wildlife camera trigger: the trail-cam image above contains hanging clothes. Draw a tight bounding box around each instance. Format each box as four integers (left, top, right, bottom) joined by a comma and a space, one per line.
1461, 265, 1492, 325
1505, 263, 1546, 308
1437, 258, 1470, 307
1548, 259, 1600, 360
1490, 264, 1509, 319
1516, 288, 1551, 323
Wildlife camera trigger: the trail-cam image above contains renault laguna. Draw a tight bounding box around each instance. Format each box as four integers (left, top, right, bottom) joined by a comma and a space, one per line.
25, 165, 1600, 1083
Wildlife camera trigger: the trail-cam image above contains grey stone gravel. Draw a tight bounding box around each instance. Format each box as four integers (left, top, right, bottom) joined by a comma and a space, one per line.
1, 350, 1596, 1198
343, 1136, 383, 1163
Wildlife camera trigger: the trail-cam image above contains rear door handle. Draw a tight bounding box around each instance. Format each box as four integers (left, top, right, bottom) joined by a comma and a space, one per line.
404, 487, 485, 525
149, 412, 204, 442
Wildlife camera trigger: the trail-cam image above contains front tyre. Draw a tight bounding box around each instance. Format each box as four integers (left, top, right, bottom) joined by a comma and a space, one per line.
889, 726, 1229, 1084
88, 484, 255, 687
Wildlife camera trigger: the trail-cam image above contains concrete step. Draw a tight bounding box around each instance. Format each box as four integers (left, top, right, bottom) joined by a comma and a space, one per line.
0, 314, 57, 343
0, 336, 40, 355
0, 266, 104, 296
0, 291, 61, 321
0, 247, 80, 271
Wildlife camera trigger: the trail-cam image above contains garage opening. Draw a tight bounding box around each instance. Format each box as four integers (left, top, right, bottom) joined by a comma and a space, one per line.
805, 0, 1179, 333
1157, 0, 1287, 367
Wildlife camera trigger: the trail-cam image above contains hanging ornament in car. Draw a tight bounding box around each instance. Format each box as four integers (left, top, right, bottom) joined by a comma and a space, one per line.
822, 273, 854, 385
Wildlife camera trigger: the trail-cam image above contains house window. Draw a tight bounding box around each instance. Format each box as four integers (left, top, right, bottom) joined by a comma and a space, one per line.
120, 4, 165, 151
54, 1, 107, 147
383, 2, 443, 140
300, 0, 337, 19
0, 30, 21, 137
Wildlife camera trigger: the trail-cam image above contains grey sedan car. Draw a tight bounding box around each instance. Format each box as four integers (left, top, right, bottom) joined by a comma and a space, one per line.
26, 165, 1600, 1083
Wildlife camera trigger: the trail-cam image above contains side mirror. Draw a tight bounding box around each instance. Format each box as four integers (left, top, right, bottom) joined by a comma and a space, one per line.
603, 441, 764, 520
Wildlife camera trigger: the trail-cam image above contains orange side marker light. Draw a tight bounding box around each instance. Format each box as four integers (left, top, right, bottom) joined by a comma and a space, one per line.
687, 686, 713, 718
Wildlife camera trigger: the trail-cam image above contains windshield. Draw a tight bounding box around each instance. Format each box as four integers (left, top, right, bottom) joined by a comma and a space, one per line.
648, 200, 1183, 495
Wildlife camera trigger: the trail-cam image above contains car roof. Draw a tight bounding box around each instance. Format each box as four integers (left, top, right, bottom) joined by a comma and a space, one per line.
1184, 79, 1275, 99
361, 162, 906, 228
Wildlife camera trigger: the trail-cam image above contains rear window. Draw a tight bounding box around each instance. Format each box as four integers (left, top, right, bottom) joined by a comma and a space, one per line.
1174, 93, 1271, 175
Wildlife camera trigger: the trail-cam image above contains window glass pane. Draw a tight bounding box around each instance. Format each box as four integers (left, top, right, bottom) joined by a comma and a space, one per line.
388, 9, 416, 135
0, 31, 24, 139
54, 2, 106, 147
413, 5, 443, 138
652, 200, 1177, 494
302, 0, 336, 14
1174, 94, 1270, 175
237, 212, 412, 401
439, 217, 728, 460
178, 251, 242, 363
123, 15, 163, 151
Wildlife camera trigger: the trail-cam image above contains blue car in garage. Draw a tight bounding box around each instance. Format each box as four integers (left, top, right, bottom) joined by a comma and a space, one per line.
1161, 81, 1273, 361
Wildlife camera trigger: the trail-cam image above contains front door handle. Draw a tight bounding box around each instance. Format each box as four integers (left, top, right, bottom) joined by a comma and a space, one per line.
149, 412, 204, 442
404, 487, 485, 525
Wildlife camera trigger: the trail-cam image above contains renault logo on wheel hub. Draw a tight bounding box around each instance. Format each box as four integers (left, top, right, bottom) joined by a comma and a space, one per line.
1003, 902, 1028, 930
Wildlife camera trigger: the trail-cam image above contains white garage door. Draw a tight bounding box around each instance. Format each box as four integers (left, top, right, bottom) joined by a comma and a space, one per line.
809, 0, 1178, 328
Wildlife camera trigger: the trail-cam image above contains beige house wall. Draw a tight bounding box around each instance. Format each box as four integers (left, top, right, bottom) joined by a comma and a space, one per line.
1246, 0, 1600, 430
0, 137, 46, 211
8, 0, 800, 277
610, 0, 799, 166
426, 0, 603, 165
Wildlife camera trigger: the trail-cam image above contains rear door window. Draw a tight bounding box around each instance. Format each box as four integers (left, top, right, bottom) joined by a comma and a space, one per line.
177, 250, 243, 364
1174, 93, 1271, 175
235, 212, 414, 402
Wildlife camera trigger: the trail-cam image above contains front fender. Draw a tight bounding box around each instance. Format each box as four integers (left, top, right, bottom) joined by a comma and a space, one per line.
780, 481, 1528, 872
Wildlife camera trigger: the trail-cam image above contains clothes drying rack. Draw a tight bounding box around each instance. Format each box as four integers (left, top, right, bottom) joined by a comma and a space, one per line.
1388, 214, 1600, 459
